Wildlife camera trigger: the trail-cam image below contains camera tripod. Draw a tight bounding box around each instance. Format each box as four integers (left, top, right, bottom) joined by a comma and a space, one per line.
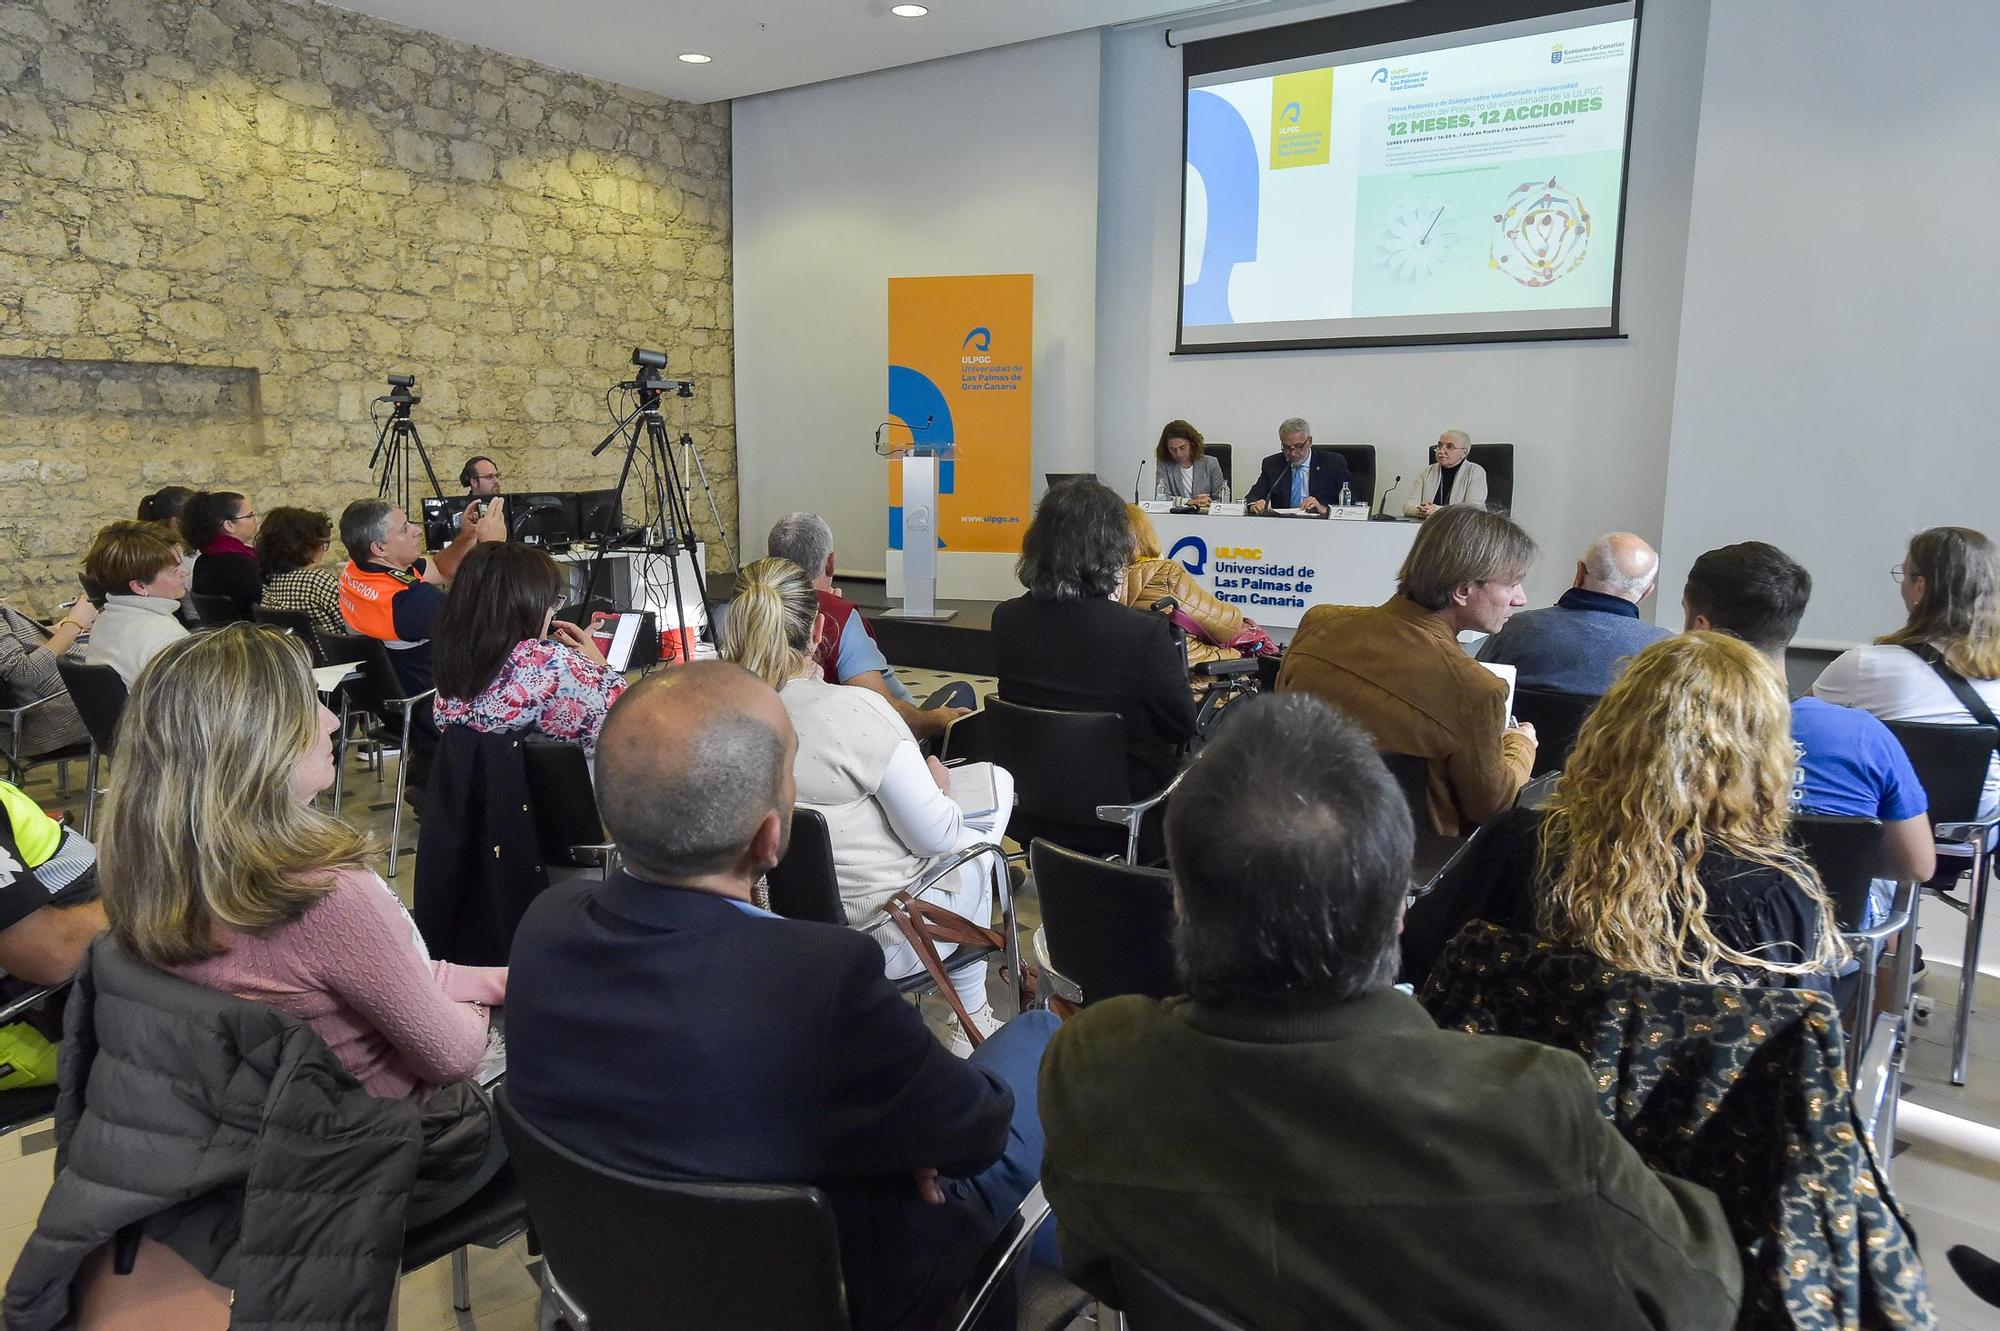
581, 350, 710, 651
369, 375, 444, 516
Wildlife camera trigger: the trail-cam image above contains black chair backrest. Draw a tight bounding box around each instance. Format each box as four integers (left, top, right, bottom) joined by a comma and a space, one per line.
987, 696, 1132, 824
1203, 443, 1232, 497
1315, 444, 1375, 507
1791, 814, 1885, 932
521, 738, 607, 868
54, 660, 127, 754
1030, 838, 1177, 1005
940, 709, 991, 764
495, 1087, 850, 1331
1467, 443, 1514, 511
188, 592, 247, 627
1379, 752, 1430, 830
1884, 720, 2000, 827
348, 636, 418, 713
1109, 1257, 1252, 1331
767, 809, 844, 925
1511, 687, 1600, 777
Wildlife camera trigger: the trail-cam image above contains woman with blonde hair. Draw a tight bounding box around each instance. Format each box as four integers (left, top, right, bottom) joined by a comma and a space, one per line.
1461, 632, 1844, 988
1814, 526, 2000, 824
1120, 503, 1271, 677
722, 556, 1015, 1054
99, 624, 506, 1096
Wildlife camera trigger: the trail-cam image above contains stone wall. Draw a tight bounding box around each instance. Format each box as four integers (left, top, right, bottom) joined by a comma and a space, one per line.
0, 0, 733, 613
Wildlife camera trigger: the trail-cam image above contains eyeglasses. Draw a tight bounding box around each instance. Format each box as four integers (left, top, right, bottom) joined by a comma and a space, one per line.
228, 510, 257, 523
473, 472, 501, 482
1890, 564, 1907, 584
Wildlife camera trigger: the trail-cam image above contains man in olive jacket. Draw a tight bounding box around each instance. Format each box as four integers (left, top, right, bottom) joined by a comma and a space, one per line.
1038, 695, 1744, 1331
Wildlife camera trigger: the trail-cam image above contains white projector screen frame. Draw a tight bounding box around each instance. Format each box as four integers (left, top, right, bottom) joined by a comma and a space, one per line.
1177, 0, 1644, 354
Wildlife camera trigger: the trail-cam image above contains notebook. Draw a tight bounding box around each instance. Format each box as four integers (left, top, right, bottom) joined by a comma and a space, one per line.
948, 761, 1000, 820
1479, 660, 1518, 720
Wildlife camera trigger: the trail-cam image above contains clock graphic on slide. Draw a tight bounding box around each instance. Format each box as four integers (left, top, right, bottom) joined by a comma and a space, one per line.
1378, 198, 1463, 282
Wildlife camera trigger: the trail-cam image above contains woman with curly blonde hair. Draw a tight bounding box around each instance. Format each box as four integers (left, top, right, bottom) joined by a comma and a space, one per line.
1461, 632, 1844, 988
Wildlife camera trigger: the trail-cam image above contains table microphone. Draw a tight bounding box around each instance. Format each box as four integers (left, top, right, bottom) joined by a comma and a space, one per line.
1373, 475, 1403, 518
1134, 459, 1148, 502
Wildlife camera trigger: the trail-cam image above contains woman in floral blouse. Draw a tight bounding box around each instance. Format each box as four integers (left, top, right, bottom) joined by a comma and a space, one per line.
430, 543, 626, 754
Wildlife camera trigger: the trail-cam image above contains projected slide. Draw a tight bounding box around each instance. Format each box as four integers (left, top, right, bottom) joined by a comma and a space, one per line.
1180, 7, 1637, 350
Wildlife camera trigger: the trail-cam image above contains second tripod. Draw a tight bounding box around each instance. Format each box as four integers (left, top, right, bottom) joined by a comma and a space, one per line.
369, 373, 445, 515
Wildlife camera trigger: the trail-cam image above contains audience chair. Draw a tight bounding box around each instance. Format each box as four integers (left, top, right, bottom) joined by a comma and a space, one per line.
1104, 1257, 1254, 1331
521, 738, 616, 877
1511, 687, 1599, 777
767, 809, 844, 924
987, 697, 1140, 859
52, 660, 126, 837
1315, 443, 1375, 508
0, 694, 92, 801
1028, 839, 1175, 1012
1095, 766, 1190, 866
495, 1087, 1048, 1331
1191, 657, 1261, 751
310, 631, 373, 814
346, 639, 436, 877
0, 981, 65, 1136
251, 607, 358, 810
249, 605, 314, 639
1883, 719, 2000, 1085
398, 1166, 532, 1316
940, 708, 992, 764
188, 592, 248, 628
1466, 443, 1514, 510
1378, 752, 1431, 832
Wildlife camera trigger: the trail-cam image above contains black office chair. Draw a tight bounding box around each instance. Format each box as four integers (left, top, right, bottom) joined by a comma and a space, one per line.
1882, 719, 2000, 1085
1511, 687, 1600, 777
1378, 752, 1431, 832
250, 604, 314, 640
1105, 1257, 1253, 1331
495, 1086, 1050, 1331
1467, 443, 1514, 511
1028, 839, 1176, 1011
1315, 444, 1375, 508
345, 638, 435, 877
0, 690, 93, 800
767, 809, 843, 925
1202, 443, 1233, 499
188, 591, 248, 627
522, 738, 616, 875
52, 660, 126, 837
987, 697, 1140, 859
398, 1166, 532, 1316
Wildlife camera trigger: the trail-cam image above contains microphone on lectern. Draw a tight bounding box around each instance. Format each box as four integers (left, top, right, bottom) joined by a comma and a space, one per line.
1374, 475, 1404, 518
1134, 459, 1148, 503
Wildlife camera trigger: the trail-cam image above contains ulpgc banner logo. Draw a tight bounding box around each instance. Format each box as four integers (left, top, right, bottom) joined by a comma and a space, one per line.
1269, 68, 1332, 169
962, 327, 990, 351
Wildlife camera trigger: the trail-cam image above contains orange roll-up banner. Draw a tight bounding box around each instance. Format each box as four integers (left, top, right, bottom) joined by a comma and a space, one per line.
887, 274, 1033, 555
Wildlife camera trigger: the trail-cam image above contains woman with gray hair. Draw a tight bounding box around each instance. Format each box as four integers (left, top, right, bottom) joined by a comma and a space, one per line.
990, 480, 1197, 833
1406, 428, 1489, 518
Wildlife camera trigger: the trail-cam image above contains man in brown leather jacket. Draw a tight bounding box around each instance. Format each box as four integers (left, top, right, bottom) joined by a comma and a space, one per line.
1039, 696, 1744, 1331
1278, 504, 1537, 834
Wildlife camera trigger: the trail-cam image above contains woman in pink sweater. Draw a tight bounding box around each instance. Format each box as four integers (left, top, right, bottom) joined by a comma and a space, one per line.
97, 623, 505, 1098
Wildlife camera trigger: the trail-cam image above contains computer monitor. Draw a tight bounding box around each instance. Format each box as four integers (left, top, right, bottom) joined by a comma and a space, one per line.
509, 493, 576, 546
420, 495, 472, 551
572, 487, 623, 541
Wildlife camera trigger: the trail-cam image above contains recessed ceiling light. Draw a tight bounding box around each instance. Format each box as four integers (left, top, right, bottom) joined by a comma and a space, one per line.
677, 52, 712, 64
891, 4, 929, 16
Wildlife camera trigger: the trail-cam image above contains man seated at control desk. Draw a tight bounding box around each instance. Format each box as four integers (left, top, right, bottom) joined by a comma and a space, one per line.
1243, 417, 1351, 517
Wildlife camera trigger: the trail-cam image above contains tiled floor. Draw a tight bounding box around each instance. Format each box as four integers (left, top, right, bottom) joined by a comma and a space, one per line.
7, 664, 2000, 1327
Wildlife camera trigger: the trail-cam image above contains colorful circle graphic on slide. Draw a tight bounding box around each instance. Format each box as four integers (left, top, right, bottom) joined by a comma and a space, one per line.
1490, 179, 1592, 287
1379, 198, 1463, 282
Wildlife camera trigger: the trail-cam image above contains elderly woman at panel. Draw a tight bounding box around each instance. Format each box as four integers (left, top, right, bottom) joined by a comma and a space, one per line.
100, 626, 507, 1094
255, 506, 347, 640
1151, 419, 1228, 507
1406, 428, 1489, 518
992, 480, 1197, 798
722, 556, 1016, 1053
1470, 633, 1844, 990
183, 489, 264, 618
1813, 527, 2000, 826
1121, 503, 1265, 677
431, 542, 627, 755
82, 520, 190, 686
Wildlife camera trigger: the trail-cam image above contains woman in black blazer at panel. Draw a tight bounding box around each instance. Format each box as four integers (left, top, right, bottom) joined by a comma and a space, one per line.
991, 480, 1197, 804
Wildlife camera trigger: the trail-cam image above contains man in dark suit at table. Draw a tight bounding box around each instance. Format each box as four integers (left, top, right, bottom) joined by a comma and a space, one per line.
506, 661, 1059, 1331
1243, 416, 1351, 515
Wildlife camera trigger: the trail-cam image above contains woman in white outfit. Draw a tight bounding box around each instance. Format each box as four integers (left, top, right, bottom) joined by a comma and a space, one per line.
1405, 428, 1489, 518
723, 556, 1015, 1052
1813, 526, 2000, 827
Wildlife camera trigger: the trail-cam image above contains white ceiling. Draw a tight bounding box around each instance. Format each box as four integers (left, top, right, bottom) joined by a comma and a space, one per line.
327, 0, 1260, 104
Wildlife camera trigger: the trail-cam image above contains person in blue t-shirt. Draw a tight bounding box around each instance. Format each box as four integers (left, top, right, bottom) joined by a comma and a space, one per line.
1683, 543, 1935, 923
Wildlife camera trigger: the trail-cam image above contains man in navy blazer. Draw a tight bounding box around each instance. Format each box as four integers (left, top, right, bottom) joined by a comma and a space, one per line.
507, 662, 1058, 1331
1244, 416, 1352, 516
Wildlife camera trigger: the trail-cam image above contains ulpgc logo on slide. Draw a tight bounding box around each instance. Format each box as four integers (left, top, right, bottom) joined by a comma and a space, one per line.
962, 327, 991, 352
1370, 67, 1388, 84
1269, 69, 1331, 169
